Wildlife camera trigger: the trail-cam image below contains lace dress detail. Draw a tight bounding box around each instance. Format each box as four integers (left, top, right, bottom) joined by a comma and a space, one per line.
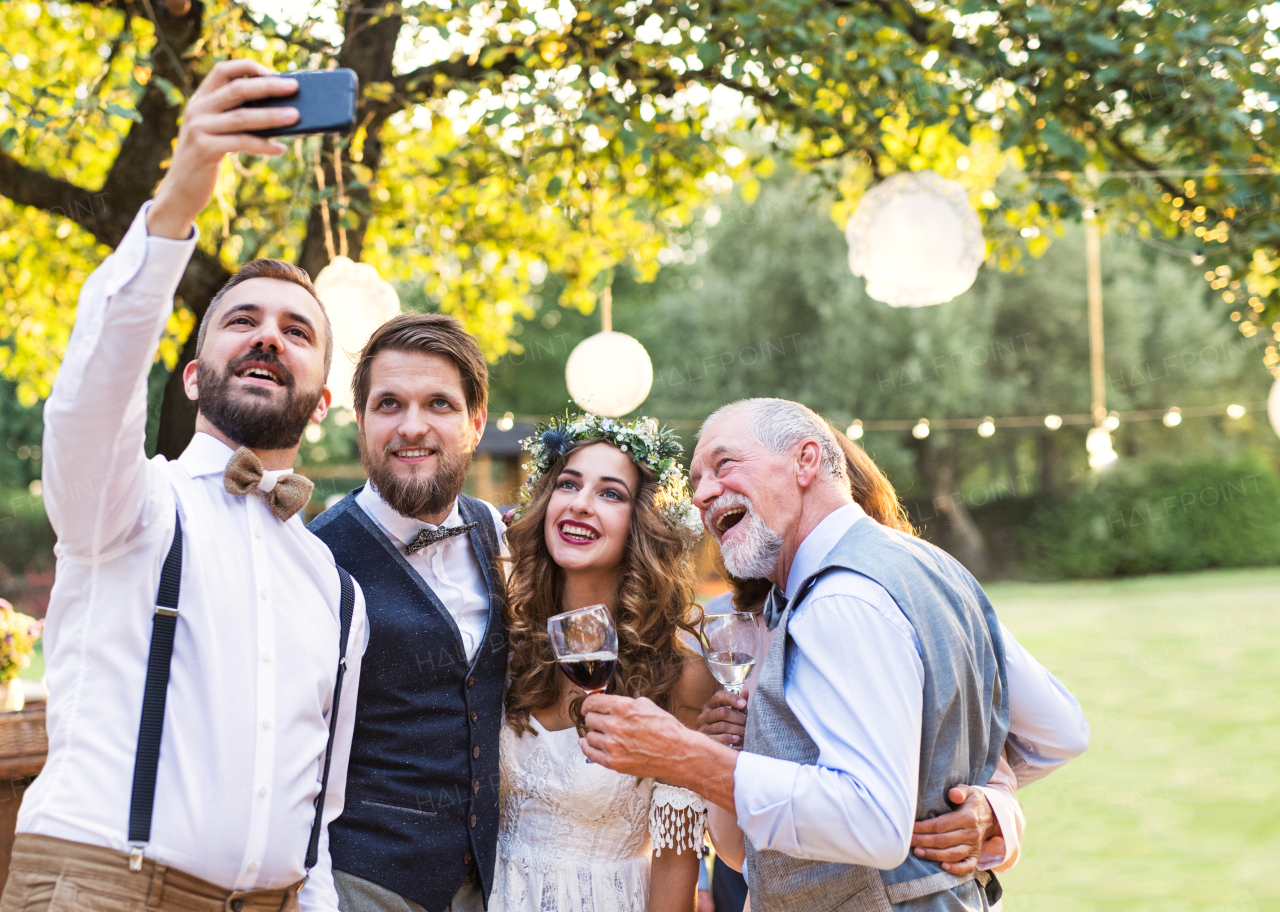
494, 716, 656, 912
649, 784, 707, 857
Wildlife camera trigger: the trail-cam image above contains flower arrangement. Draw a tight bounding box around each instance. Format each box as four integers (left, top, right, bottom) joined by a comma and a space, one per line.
516, 413, 704, 536
0, 599, 43, 686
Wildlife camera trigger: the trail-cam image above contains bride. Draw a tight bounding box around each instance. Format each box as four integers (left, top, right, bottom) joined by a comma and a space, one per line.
493, 414, 718, 912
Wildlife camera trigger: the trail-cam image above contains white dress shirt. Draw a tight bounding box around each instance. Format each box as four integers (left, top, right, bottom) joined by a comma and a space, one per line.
733, 503, 1088, 870
19, 203, 367, 912
355, 483, 505, 662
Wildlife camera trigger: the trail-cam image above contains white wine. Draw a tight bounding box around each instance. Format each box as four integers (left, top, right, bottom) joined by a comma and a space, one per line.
705, 650, 756, 689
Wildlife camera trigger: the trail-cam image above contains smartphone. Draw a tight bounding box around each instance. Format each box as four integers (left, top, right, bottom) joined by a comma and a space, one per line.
243, 68, 358, 138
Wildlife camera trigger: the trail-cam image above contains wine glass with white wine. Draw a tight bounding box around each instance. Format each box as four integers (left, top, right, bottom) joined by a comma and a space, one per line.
700, 611, 762, 697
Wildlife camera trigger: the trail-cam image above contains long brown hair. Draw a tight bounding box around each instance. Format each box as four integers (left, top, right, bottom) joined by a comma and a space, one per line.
721, 423, 915, 613
503, 441, 702, 735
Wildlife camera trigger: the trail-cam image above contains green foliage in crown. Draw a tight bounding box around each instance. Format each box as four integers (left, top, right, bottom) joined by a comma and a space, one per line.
518, 413, 702, 536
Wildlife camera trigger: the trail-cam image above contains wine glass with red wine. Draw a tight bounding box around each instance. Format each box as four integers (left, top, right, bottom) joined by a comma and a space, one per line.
547, 604, 618, 696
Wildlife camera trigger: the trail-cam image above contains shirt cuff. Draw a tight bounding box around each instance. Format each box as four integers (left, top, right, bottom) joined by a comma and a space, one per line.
973, 785, 1022, 872
733, 751, 800, 848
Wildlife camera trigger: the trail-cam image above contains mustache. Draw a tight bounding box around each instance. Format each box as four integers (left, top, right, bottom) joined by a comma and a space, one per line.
228, 349, 295, 387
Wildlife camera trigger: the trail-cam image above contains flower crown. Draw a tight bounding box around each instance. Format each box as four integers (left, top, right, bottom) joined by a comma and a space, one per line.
516, 413, 703, 536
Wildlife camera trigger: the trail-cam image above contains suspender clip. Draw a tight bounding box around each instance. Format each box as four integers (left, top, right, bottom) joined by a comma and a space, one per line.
155, 606, 178, 618
129, 843, 146, 872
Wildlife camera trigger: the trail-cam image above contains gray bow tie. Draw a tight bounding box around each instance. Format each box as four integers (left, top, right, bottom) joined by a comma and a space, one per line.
405, 522, 477, 555
762, 585, 789, 631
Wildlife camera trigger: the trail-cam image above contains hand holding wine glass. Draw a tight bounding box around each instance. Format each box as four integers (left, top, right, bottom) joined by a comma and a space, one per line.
548, 605, 618, 757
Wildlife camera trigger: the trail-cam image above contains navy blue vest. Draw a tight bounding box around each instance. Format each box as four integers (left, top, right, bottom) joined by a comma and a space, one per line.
309, 490, 507, 911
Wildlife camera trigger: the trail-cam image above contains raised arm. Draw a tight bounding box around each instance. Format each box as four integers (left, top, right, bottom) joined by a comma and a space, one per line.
42, 60, 301, 555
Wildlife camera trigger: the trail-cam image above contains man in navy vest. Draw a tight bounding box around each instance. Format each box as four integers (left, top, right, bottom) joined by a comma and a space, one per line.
310, 313, 507, 912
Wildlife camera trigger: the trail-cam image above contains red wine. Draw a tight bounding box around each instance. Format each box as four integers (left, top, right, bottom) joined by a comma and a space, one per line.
558, 651, 617, 693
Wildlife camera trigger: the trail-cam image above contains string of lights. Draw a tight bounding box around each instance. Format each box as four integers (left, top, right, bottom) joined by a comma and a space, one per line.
498, 401, 1263, 438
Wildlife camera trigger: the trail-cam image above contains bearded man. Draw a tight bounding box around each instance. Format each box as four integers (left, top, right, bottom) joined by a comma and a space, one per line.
6, 60, 367, 912
582, 398, 1087, 912
308, 314, 507, 912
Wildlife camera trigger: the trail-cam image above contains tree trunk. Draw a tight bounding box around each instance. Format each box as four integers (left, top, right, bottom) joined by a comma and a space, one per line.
911, 436, 990, 579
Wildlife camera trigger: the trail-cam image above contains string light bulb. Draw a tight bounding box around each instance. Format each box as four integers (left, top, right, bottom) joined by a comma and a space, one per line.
847, 420, 864, 440
1086, 427, 1118, 470
1163, 407, 1182, 427
1226, 404, 1247, 419
1044, 414, 1063, 429
977, 417, 996, 437
1104, 411, 1121, 431
912, 419, 931, 439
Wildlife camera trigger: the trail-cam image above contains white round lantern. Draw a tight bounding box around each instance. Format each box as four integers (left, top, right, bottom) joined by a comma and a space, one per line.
313, 256, 402, 411
845, 170, 985, 307
1268, 375, 1280, 439
565, 331, 653, 417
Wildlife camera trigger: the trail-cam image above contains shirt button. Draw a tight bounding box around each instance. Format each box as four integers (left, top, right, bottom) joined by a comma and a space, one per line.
260, 588, 269, 600
254, 527, 263, 540
262, 719, 272, 730
473, 780, 480, 794
470, 710, 478, 723
467, 675, 475, 688
469, 814, 477, 828
472, 746, 480, 759
464, 852, 473, 866
247, 861, 258, 872
261, 651, 272, 663
258, 786, 268, 798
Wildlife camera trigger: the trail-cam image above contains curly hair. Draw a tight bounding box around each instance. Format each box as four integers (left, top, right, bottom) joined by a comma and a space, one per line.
503, 441, 703, 736
721, 423, 916, 614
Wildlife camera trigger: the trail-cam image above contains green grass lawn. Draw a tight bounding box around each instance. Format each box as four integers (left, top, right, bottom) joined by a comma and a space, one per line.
989, 567, 1280, 912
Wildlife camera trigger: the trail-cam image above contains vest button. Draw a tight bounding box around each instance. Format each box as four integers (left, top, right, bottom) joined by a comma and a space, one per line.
470, 710, 478, 723
473, 779, 480, 794
232, 901, 244, 912
464, 851, 473, 866
472, 745, 480, 759
469, 814, 477, 828
467, 675, 475, 688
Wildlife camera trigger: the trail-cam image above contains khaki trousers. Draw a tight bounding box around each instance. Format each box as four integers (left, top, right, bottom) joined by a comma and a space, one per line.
0, 834, 305, 912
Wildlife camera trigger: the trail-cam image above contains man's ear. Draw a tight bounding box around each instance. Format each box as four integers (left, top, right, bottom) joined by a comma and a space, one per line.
309, 386, 332, 424
471, 407, 488, 448
182, 360, 200, 402
794, 439, 824, 488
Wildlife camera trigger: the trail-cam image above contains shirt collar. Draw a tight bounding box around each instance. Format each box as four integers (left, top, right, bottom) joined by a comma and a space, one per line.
178, 432, 238, 478
356, 482, 463, 548
177, 432, 296, 485
784, 502, 867, 599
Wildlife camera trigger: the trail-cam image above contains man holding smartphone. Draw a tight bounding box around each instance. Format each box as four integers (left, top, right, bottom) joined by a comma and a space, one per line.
2, 61, 367, 912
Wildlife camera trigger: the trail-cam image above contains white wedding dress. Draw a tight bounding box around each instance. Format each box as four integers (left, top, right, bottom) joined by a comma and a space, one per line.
492, 715, 705, 912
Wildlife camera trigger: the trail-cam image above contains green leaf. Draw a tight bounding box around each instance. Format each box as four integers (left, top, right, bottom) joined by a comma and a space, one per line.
0, 128, 17, 153
151, 76, 185, 107
1099, 177, 1129, 198
1084, 34, 1120, 54
105, 103, 143, 123
547, 175, 563, 196
697, 40, 720, 69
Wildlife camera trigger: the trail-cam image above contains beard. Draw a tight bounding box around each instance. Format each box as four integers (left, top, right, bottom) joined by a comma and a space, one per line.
197, 351, 323, 450
714, 492, 784, 580
359, 429, 474, 520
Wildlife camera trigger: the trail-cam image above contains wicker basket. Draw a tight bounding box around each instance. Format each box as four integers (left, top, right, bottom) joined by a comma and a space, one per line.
0, 707, 47, 779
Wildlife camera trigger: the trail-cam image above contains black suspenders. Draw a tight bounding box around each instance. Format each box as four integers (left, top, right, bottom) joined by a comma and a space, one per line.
126, 510, 356, 874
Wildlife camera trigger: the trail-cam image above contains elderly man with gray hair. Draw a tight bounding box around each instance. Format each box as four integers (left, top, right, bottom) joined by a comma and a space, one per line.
581, 398, 1084, 912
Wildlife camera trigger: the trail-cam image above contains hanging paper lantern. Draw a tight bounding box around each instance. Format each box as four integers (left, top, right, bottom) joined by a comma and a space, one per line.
313, 256, 402, 411
845, 170, 986, 307
565, 331, 653, 417
1269, 376, 1280, 439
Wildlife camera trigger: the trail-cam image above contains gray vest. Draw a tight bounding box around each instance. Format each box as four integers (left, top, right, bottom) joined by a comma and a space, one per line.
743, 516, 1009, 912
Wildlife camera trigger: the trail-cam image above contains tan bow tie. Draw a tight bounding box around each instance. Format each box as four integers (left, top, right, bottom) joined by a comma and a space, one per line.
223, 447, 314, 522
